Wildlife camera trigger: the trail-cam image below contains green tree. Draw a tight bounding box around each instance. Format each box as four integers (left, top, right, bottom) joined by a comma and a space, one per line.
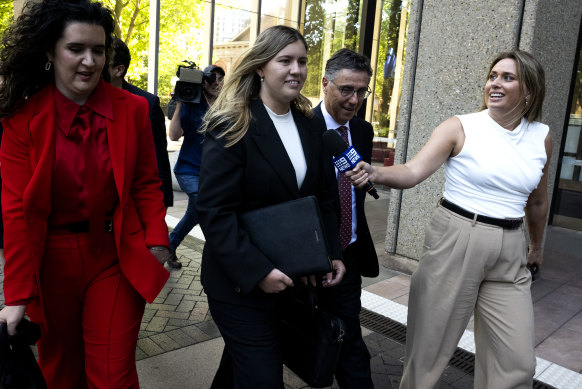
0, 2, 14, 35
103, 0, 151, 89
374, 0, 402, 129
158, 0, 204, 98
303, 0, 325, 99
101, 0, 204, 97
344, 0, 360, 51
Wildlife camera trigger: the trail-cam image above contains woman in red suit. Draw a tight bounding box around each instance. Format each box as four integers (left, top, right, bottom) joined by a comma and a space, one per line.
0, 1, 170, 387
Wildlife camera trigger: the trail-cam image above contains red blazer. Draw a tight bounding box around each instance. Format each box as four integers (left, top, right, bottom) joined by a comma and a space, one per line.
1, 81, 170, 305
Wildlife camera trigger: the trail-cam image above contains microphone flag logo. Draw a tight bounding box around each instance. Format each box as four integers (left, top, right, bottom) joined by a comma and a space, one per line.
332, 146, 362, 173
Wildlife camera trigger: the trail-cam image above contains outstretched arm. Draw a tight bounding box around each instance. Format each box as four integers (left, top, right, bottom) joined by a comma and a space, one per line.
347, 116, 464, 189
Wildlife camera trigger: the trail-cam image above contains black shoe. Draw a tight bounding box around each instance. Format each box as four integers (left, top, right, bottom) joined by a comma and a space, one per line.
166, 251, 182, 269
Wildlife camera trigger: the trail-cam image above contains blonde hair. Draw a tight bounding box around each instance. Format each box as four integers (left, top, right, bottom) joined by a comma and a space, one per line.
202, 25, 312, 147
481, 50, 545, 123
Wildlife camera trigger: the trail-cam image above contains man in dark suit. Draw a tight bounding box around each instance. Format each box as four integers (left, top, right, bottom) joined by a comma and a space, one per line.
314, 48, 379, 389
109, 38, 174, 209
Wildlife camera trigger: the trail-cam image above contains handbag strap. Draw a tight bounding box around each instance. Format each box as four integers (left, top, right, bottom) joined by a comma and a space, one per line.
305, 284, 320, 313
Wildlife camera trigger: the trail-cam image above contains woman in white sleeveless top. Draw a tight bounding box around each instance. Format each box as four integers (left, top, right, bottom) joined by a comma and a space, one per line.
349, 50, 551, 389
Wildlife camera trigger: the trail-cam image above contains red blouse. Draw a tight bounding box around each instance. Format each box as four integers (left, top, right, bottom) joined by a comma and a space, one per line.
48, 82, 118, 227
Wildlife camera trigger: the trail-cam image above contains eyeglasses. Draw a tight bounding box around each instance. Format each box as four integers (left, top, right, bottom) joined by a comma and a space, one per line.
330, 80, 371, 99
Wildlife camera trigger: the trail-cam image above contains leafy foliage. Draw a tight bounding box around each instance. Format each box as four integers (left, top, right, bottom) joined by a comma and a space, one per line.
373, 0, 404, 130
0, 2, 14, 37
303, 0, 325, 100
102, 0, 204, 97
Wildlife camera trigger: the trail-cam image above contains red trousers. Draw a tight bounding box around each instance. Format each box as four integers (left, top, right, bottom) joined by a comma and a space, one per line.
27, 231, 145, 389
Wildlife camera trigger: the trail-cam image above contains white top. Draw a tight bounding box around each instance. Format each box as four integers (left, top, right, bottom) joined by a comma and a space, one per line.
321, 103, 357, 245
264, 104, 307, 188
443, 109, 549, 218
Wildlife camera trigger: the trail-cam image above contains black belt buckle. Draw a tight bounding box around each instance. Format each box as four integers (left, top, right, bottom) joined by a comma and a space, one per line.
105, 220, 113, 233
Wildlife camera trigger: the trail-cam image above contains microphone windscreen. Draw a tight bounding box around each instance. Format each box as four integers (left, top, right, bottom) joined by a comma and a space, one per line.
323, 130, 349, 157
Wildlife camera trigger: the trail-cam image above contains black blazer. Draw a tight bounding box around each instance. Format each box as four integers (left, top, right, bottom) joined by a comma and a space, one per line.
197, 99, 341, 308
122, 81, 174, 207
313, 103, 379, 277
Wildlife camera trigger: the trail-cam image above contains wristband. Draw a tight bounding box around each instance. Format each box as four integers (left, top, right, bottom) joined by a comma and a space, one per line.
149, 246, 168, 251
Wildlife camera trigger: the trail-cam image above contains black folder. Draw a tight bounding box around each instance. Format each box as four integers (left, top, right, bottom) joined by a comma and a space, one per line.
240, 196, 332, 278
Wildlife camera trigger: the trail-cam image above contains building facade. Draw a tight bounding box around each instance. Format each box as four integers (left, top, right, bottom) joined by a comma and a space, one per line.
13, 0, 582, 271
384, 0, 582, 271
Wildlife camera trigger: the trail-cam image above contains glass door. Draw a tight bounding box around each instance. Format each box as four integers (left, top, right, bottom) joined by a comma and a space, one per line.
553, 45, 582, 230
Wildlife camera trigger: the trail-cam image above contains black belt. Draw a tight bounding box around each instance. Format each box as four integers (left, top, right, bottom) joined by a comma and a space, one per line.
439, 198, 523, 230
53, 220, 113, 233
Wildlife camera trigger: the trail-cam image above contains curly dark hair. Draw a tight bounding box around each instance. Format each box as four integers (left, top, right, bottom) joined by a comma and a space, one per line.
0, 0, 115, 117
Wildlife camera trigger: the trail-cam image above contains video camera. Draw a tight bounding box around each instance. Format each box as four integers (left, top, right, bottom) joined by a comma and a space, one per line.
174, 60, 216, 104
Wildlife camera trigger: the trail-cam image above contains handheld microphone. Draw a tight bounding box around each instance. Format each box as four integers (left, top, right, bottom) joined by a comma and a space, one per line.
322, 130, 379, 199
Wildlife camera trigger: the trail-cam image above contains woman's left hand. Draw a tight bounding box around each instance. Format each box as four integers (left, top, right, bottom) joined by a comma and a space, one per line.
149, 246, 171, 265
0, 305, 27, 336
527, 247, 543, 268
322, 259, 346, 287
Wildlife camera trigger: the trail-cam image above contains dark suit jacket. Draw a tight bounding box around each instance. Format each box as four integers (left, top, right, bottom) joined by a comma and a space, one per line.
313, 103, 379, 277
1, 81, 170, 308
197, 99, 341, 308
123, 80, 173, 207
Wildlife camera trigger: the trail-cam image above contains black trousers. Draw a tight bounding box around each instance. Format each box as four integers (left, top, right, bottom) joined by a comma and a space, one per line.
319, 240, 374, 389
209, 242, 373, 389
209, 297, 284, 389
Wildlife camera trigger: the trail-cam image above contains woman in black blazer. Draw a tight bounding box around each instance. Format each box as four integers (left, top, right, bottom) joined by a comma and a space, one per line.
197, 26, 345, 388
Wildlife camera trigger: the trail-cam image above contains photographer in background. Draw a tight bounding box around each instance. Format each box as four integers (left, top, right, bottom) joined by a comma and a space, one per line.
167, 64, 225, 269
109, 38, 173, 208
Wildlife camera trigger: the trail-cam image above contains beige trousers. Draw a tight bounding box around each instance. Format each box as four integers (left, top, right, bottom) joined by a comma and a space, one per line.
399, 204, 535, 389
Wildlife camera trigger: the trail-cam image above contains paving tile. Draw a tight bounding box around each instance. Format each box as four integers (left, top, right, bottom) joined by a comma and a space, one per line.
137, 337, 164, 357
164, 328, 198, 348
364, 278, 410, 300
167, 318, 199, 327
196, 320, 222, 338
164, 293, 184, 306
138, 330, 157, 339
145, 316, 169, 332
189, 307, 209, 322
392, 294, 409, 306
544, 284, 582, 312
181, 324, 212, 343
135, 346, 148, 361
531, 278, 562, 303
533, 294, 582, 345
147, 303, 179, 312
149, 333, 181, 352
176, 300, 196, 313
168, 287, 204, 296
563, 310, 582, 334
535, 327, 582, 372
155, 310, 191, 320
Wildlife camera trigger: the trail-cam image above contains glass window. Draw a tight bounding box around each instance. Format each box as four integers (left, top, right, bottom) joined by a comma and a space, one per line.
302, 0, 364, 106
213, 0, 254, 74
553, 45, 582, 230
158, 0, 206, 97
370, 0, 407, 145
260, 1, 301, 31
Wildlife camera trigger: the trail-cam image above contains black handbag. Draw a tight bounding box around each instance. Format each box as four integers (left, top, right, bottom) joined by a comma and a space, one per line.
0, 318, 47, 389
278, 286, 345, 388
